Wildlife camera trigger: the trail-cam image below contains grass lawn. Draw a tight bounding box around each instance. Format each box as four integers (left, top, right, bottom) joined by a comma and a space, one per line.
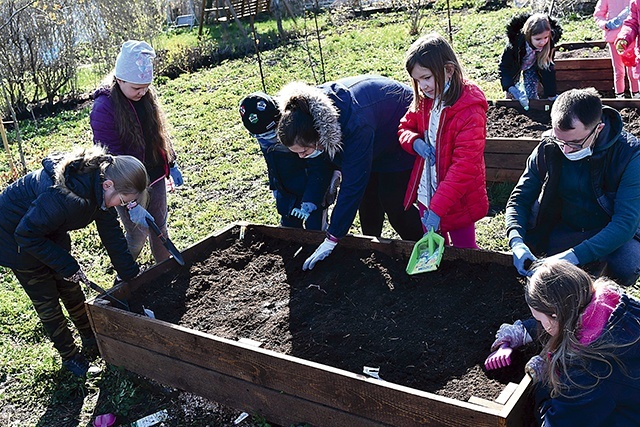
2, 6, 631, 426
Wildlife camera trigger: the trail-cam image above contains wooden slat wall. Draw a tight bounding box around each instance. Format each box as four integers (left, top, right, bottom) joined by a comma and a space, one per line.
484, 138, 538, 183
90, 308, 512, 427
555, 57, 614, 92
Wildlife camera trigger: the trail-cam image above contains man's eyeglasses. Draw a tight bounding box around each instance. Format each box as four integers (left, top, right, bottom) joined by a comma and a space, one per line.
546, 123, 602, 151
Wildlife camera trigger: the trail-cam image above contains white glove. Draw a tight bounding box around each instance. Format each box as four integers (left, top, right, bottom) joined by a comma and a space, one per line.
128, 205, 153, 227
490, 319, 533, 351
303, 238, 337, 270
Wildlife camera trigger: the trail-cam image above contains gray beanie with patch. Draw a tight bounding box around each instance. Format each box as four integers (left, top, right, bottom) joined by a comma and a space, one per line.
115, 40, 156, 84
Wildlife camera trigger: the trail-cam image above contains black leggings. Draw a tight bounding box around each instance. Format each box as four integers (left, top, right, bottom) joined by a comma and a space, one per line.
358, 169, 423, 241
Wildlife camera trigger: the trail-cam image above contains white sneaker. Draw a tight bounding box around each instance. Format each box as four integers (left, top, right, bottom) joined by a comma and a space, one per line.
616, 93, 625, 99
633, 92, 640, 99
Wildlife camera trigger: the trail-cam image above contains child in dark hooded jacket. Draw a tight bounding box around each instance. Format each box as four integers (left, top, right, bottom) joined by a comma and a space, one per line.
0, 146, 146, 377
499, 13, 563, 107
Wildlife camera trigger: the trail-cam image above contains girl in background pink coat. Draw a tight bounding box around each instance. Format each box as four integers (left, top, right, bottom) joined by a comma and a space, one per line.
398, 33, 489, 249
615, 0, 640, 96
594, 0, 639, 98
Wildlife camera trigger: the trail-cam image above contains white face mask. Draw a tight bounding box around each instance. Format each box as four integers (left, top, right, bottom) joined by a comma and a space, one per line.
304, 149, 323, 159
562, 146, 593, 161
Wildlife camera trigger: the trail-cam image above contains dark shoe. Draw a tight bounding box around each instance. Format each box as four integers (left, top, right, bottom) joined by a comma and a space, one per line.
81, 334, 99, 360
63, 353, 90, 377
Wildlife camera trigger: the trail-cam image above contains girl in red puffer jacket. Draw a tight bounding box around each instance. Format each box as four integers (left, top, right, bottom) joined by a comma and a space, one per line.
398, 32, 489, 248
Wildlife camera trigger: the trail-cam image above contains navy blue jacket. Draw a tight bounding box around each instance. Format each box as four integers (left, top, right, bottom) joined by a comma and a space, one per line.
259, 141, 334, 220
531, 293, 640, 426
0, 155, 138, 279
506, 106, 640, 264
318, 76, 415, 238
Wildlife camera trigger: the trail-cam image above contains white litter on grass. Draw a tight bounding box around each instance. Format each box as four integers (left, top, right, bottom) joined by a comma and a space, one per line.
87, 366, 102, 375
363, 366, 381, 380
234, 412, 249, 424
131, 409, 169, 426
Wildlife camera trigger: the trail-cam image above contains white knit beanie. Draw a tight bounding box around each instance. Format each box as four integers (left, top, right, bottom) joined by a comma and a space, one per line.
114, 40, 156, 84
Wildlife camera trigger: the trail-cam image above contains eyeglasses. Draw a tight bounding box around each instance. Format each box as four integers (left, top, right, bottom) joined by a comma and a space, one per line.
546, 123, 601, 151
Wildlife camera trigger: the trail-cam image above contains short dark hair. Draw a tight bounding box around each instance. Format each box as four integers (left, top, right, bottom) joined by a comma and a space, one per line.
550, 88, 602, 131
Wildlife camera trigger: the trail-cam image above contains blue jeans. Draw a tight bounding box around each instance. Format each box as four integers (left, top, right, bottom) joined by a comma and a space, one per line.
543, 224, 640, 286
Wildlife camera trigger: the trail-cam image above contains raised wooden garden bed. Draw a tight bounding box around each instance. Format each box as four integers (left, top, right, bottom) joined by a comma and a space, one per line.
554, 40, 613, 93
86, 223, 532, 427
484, 99, 640, 183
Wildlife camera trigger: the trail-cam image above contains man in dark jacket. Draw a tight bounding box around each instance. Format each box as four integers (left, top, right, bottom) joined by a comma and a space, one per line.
0, 147, 144, 376
239, 92, 338, 230
505, 88, 640, 286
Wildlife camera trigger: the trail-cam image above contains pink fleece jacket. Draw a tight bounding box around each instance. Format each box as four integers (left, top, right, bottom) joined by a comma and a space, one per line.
577, 284, 621, 345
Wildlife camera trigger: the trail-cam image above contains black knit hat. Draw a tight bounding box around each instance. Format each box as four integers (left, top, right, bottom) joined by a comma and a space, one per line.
239, 92, 280, 135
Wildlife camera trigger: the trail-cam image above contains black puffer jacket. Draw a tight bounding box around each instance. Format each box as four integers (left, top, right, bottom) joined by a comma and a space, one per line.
0, 154, 138, 279
499, 13, 563, 97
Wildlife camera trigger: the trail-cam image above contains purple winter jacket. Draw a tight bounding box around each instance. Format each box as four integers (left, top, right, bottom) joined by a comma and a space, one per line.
90, 88, 169, 184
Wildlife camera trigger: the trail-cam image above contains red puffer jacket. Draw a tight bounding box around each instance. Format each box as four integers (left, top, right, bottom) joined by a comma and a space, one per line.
398, 81, 489, 232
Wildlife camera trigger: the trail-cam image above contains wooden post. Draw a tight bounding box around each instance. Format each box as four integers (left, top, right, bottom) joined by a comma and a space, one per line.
198, 0, 207, 37
0, 120, 18, 178
224, 0, 247, 37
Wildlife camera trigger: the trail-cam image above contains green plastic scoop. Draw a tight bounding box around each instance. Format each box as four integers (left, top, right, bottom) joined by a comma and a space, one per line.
406, 229, 445, 275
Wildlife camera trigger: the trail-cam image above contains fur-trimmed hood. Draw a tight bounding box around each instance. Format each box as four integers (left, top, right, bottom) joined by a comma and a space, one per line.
44, 146, 109, 205
276, 81, 343, 159
505, 13, 563, 46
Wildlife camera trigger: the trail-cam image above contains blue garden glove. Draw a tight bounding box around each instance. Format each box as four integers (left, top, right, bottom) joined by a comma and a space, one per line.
421, 210, 440, 232
413, 138, 435, 166
525, 355, 546, 383
291, 202, 317, 221
128, 204, 153, 228
606, 7, 629, 30
543, 249, 579, 265
510, 237, 537, 276
303, 238, 337, 270
170, 164, 184, 187
508, 86, 530, 111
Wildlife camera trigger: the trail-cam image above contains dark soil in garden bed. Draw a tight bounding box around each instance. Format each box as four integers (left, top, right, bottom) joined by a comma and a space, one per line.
129, 231, 536, 407
486, 104, 640, 138
555, 46, 611, 59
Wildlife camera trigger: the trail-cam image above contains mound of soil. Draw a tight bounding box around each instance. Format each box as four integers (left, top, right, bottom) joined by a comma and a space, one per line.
555, 47, 611, 60
486, 105, 640, 138
129, 232, 535, 405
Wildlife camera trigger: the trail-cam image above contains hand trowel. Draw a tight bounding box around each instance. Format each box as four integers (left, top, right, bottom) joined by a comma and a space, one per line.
406, 229, 445, 275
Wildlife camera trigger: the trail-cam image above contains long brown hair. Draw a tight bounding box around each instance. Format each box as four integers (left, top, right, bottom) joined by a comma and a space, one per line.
110, 78, 174, 165
526, 261, 634, 398
404, 32, 464, 110
523, 13, 554, 70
